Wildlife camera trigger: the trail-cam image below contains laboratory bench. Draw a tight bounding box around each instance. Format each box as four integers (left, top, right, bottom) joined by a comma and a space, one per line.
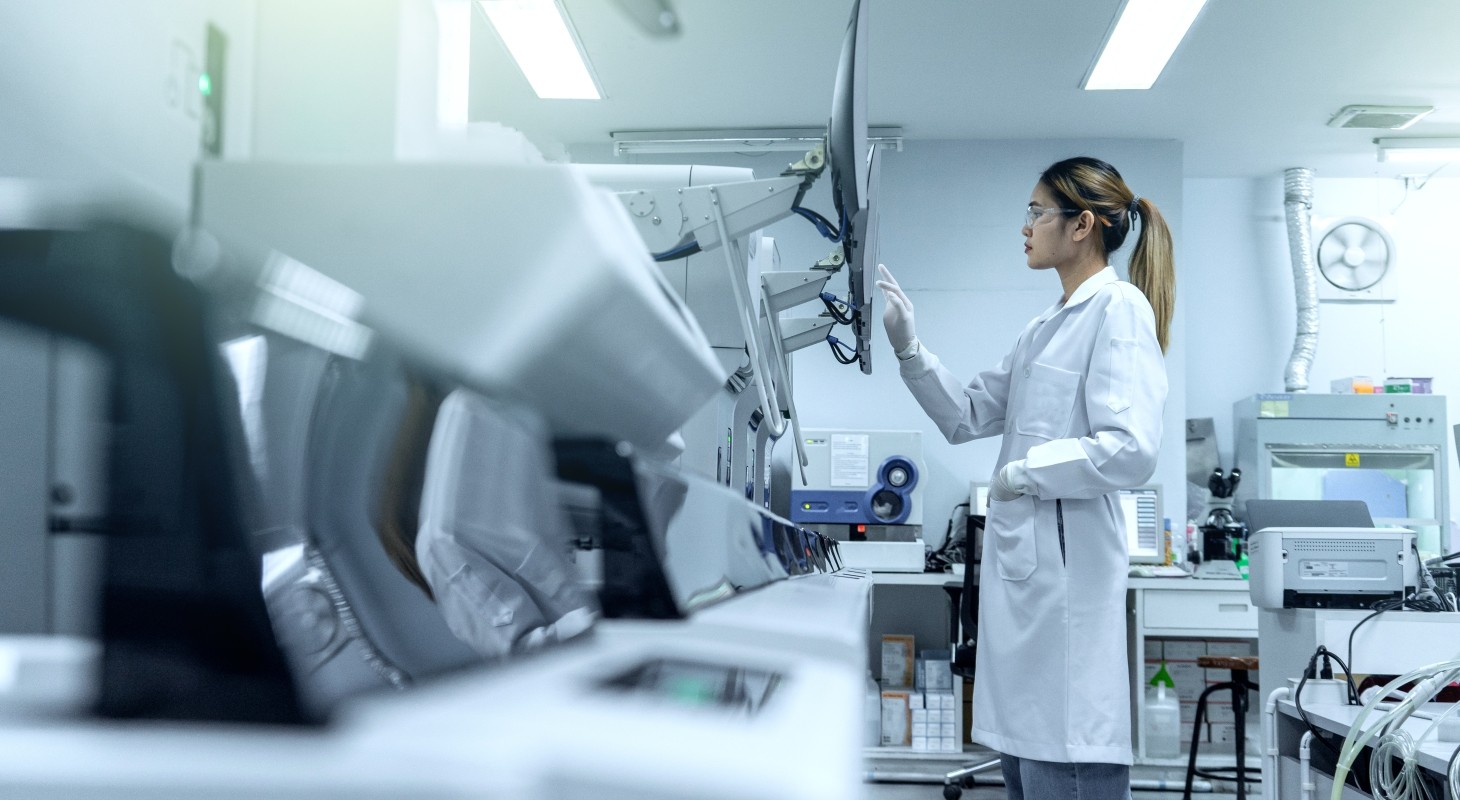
865, 569, 1262, 769
1129, 576, 1261, 766
1270, 697, 1458, 799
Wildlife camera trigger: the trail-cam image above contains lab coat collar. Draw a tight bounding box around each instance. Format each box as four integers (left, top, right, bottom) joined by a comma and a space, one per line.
1039, 266, 1119, 322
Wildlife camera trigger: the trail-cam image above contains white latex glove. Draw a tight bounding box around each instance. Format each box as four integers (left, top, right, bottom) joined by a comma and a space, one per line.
874, 263, 917, 354
990, 460, 1032, 502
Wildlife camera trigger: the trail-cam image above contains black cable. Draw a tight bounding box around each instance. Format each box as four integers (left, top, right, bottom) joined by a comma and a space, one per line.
791, 205, 843, 241
1348, 605, 1391, 687
820, 292, 857, 325
1295, 648, 1368, 792
1320, 647, 1362, 706
1348, 592, 1452, 696
652, 241, 701, 262
934, 502, 971, 565
826, 335, 858, 365
1296, 651, 1341, 757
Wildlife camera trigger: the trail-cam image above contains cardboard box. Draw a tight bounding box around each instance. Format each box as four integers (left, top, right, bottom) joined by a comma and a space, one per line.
1211, 723, 1245, 745
911, 736, 928, 751
940, 737, 960, 752
1144, 639, 1164, 661
941, 723, 957, 738
922, 658, 953, 691
1169, 662, 1205, 702
880, 691, 910, 746
1205, 640, 1255, 659
1331, 376, 1376, 394
912, 722, 928, 738
881, 635, 915, 688
912, 708, 928, 724
1205, 701, 1234, 724
1163, 640, 1208, 662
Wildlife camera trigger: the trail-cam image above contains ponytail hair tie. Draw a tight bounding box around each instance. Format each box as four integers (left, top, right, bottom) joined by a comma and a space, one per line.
1129, 195, 1141, 216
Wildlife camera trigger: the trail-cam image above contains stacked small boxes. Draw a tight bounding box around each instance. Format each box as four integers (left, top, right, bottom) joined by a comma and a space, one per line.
912, 649, 962, 753
1144, 638, 1259, 750
878, 636, 963, 751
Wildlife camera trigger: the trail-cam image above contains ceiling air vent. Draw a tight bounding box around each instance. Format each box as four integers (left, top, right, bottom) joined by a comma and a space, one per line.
1327, 105, 1435, 130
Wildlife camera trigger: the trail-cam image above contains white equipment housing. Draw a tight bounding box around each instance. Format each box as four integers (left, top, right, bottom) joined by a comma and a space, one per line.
791, 429, 924, 572
1247, 527, 1417, 609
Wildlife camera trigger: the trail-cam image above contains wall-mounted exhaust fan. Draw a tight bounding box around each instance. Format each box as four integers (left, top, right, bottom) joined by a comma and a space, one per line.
1314, 216, 1397, 302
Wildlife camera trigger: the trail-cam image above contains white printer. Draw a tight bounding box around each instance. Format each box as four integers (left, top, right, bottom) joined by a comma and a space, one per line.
1248, 527, 1417, 609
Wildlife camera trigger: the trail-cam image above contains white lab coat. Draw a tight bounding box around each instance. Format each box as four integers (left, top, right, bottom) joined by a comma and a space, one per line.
897, 267, 1166, 764
416, 390, 596, 659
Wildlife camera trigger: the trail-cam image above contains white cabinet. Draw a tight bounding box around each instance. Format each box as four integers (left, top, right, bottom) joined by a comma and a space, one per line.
1128, 578, 1259, 766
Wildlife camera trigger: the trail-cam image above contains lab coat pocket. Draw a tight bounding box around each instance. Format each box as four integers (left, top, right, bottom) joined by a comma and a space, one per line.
1105, 338, 1138, 413
987, 494, 1037, 582
440, 561, 528, 658
1014, 361, 1081, 440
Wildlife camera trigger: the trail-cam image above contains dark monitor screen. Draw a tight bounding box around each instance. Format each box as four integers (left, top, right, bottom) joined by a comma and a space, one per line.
845, 145, 880, 374
827, 0, 877, 373
828, 0, 868, 219
1243, 499, 1375, 534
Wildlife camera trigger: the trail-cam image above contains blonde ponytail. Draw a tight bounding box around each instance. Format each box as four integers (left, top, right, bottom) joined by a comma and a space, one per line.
1128, 197, 1174, 353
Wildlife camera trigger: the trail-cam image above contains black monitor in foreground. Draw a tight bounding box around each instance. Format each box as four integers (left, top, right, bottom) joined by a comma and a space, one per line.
827, 0, 878, 374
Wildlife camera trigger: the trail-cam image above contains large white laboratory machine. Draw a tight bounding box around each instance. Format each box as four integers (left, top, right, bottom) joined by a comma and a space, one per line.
790, 429, 925, 571
0, 158, 873, 799
1234, 393, 1449, 557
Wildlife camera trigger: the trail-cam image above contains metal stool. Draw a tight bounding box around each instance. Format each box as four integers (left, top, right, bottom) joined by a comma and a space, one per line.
1183, 655, 1260, 799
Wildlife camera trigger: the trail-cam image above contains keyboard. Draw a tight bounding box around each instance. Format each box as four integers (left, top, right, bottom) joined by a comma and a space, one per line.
1193, 560, 1241, 579
1129, 564, 1190, 578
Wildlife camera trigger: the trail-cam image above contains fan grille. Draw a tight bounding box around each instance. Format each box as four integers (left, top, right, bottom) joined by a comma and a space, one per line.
1327, 105, 1434, 130
1317, 219, 1392, 292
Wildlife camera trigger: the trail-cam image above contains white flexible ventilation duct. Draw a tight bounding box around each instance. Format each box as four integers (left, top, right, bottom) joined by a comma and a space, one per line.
1283, 168, 1319, 392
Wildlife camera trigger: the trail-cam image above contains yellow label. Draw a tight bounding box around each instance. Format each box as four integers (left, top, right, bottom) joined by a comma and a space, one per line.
1259, 400, 1291, 418
1344, 453, 1360, 467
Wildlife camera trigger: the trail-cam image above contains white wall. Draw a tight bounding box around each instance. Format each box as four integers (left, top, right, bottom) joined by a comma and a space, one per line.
1185, 175, 1460, 540
0, 0, 257, 214
572, 139, 1188, 546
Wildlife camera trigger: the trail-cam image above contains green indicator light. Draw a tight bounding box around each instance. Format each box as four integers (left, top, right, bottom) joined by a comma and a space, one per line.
198, 73, 212, 96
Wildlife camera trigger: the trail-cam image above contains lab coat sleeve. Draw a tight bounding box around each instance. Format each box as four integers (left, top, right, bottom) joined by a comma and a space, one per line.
1021, 290, 1166, 499
897, 340, 1015, 444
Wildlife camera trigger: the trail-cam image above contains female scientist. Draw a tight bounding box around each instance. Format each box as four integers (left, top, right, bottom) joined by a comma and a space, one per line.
877, 156, 1173, 799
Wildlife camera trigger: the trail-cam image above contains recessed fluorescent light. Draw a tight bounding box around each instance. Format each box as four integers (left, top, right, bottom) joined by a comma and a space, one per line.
1375, 138, 1460, 163
1083, 0, 1208, 91
610, 127, 905, 156
478, 0, 602, 100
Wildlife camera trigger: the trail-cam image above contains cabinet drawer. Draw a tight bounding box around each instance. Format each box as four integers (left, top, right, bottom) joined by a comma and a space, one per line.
1142, 589, 1256, 632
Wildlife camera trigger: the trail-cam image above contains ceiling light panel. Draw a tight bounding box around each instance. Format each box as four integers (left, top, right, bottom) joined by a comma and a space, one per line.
1083, 0, 1209, 91
479, 0, 602, 100
1375, 138, 1460, 163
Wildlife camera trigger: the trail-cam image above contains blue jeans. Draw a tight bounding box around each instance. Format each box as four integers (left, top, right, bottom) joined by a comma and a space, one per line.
1000, 754, 1131, 800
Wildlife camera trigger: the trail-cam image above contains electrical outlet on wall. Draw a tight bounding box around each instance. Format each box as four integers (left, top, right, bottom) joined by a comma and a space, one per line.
201, 23, 227, 158
166, 38, 200, 119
